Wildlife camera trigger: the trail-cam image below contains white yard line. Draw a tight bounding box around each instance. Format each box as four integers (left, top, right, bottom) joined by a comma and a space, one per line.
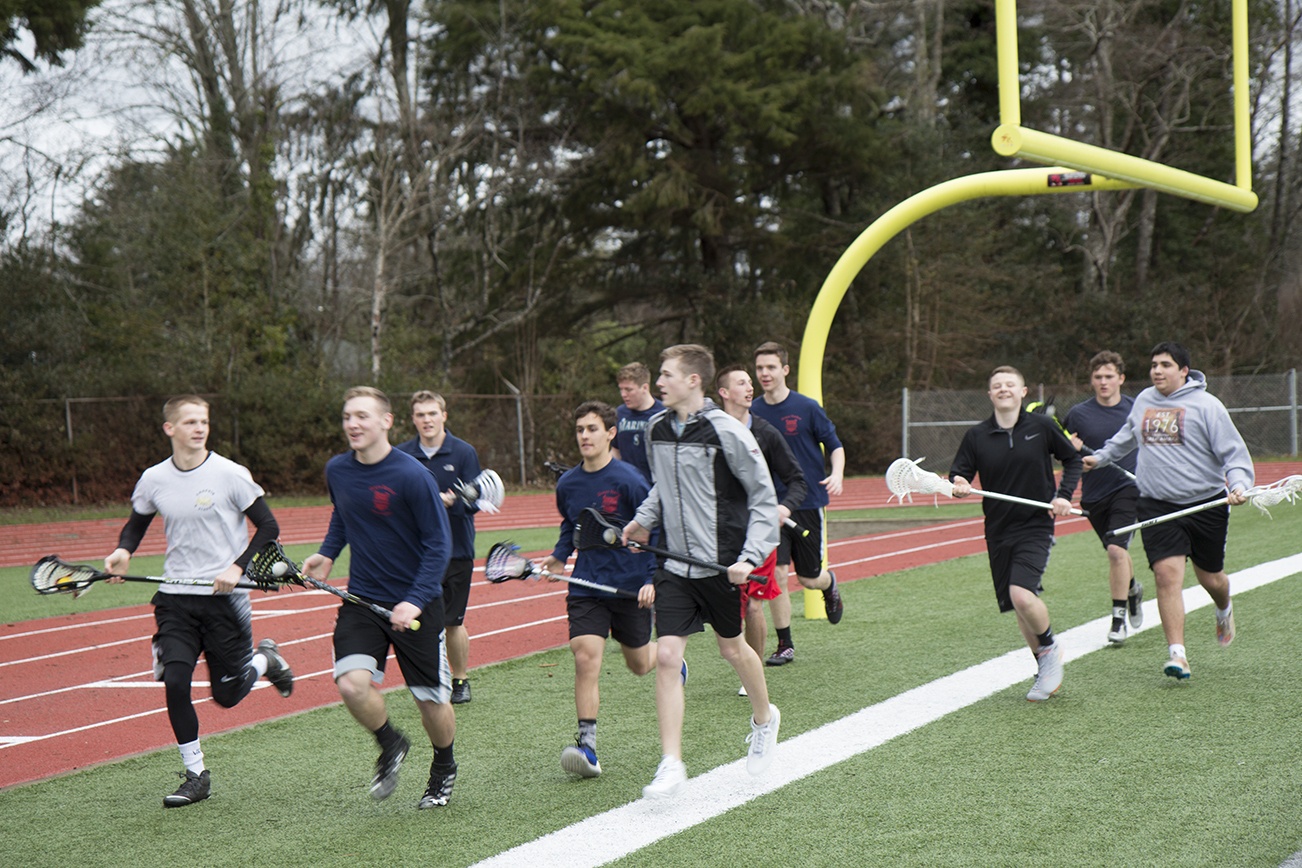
472, 553, 1302, 868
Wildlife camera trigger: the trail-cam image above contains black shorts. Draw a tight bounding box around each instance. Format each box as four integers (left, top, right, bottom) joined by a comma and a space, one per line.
567, 595, 653, 647
652, 569, 744, 640
151, 592, 255, 706
332, 600, 450, 704
441, 558, 473, 626
1082, 486, 1138, 550
1139, 494, 1230, 573
776, 508, 825, 578
986, 533, 1053, 613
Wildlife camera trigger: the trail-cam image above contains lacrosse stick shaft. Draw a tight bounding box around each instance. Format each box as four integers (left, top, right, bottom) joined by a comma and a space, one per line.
112, 575, 265, 590
1109, 496, 1230, 536
537, 568, 639, 599
626, 539, 763, 577
968, 487, 1088, 517
298, 574, 419, 630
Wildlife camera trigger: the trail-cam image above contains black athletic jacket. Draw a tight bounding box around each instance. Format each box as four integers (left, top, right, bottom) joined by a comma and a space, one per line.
750, 415, 807, 515
949, 409, 1082, 539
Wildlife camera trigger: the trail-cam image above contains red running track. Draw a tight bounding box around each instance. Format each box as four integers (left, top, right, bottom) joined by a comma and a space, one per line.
0, 512, 1011, 790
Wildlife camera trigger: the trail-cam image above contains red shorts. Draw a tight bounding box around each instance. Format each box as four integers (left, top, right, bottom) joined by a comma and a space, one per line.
738, 549, 780, 615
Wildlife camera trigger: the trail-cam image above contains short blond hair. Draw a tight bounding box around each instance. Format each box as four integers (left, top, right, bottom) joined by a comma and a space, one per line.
988, 365, 1025, 386
343, 385, 391, 414
661, 344, 715, 388
410, 390, 446, 411
163, 395, 208, 424
616, 362, 651, 386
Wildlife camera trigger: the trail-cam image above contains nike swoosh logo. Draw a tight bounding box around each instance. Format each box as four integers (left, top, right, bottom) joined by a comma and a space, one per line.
1024, 433, 1040, 440
220, 675, 241, 683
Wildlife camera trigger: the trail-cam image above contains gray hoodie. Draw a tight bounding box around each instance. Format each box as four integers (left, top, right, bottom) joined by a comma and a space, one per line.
1091, 370, 1254, 504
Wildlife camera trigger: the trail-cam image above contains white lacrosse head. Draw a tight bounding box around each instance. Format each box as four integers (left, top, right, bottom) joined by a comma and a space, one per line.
885, 458, 954, 503
472, 469, 504, 514
1247, 475, 1302, 517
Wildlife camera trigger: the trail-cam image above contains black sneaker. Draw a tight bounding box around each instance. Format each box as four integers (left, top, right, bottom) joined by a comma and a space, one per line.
450, 678, 471, 704
163, 769, 211, 808
418, 762, 458, 808
765, 645, 794, 666
370, 732, 410, 801
823, 572, 845, 625
257, 638, 294, 697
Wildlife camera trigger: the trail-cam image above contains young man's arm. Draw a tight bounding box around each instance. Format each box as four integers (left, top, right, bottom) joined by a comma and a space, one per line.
716, 418, 780, 570
105, 510, 156, 576
1207, 400, 1254, 496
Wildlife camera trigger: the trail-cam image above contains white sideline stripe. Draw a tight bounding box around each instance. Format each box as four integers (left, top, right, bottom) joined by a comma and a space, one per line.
471, 553, 1302, 868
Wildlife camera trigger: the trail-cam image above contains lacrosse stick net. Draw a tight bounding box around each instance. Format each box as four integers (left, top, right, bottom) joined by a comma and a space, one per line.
1244, 474, 1302, 517
454, 468, 504, 514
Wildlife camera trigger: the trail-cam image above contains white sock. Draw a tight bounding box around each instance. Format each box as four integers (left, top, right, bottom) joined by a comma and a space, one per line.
179, 739, 205, 774
1216, 602, 1233, 618
251, 652, 269, 678
1169, 643, 1187, 660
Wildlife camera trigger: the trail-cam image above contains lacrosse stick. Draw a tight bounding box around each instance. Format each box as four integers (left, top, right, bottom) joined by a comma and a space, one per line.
543, 461, 571, 483
31, 555, 272, 598
453, 468, 505, 514
885, 457, 1088, 516
1028, 399, 1137, 483
245, 541, 420, 630
572, 508, 765, 577
484, 542, 638, 599
1109, 475, 1302, 536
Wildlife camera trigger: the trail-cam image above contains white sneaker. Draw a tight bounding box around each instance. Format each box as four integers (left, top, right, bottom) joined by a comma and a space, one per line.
745, 704, 781, 775
642, 755, 687, 799
1026, 643, 1063, 701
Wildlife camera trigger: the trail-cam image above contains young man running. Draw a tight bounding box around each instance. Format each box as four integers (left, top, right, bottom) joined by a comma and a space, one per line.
105, 395, 294, 807
1061, 351, 1144, 645
750, 341, 845, 666
541, 400, 675, 778
305, 387, 458, 808
396, 389, 484, 704
613, 361, 665, 484
623, 344, 781, 798
950, 367, 1082, 701
1084, 341, 1253, 680
716, 364, 807, 681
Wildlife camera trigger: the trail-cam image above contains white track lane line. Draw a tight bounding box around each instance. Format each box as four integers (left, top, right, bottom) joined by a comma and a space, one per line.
471, 553, 1302, 868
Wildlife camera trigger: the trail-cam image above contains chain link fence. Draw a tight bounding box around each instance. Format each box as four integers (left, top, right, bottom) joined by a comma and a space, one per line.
903, 370, 1299, 475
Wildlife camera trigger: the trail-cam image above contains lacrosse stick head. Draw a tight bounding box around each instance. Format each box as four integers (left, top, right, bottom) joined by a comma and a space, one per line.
243, 541, 301, 590
1247, 475, 1302, 517
30, 556, 95, 596
573, 507, 624, 551
885, 457, 954, 503
454, 469, 505, 514
484, 542, 537, 583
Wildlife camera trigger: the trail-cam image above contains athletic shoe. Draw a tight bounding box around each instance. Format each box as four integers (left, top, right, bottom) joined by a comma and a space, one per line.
163, 769, 211, 808
370, 732, 410, 801
1107, 619, 1127, 645
680, 659, 689, 686
257, 638, 294, 697
450, 678, 472, 704
418, 762, 457, 808
643, 755, 687, 799
1216, 605, 1236, 647
822, 571, 845, 625
1026, 643, 1064, 701
1128, 579, 1145, 629
745, 703, 781, 775
765, 645, 794, 666
738, 684, 748, 697
560, 742, 602, 778
1164, 655, 1192, 680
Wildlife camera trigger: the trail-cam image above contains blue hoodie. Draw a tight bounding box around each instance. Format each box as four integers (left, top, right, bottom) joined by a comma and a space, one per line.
1090, 370, 1253, 505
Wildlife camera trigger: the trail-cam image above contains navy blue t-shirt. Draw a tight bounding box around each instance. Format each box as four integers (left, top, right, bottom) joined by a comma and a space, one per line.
551, 458, 655, 596
1062, 396, 1138, 503
396, 432, 481, 560
615, 400, 664, 484
751, 390, 842, 509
